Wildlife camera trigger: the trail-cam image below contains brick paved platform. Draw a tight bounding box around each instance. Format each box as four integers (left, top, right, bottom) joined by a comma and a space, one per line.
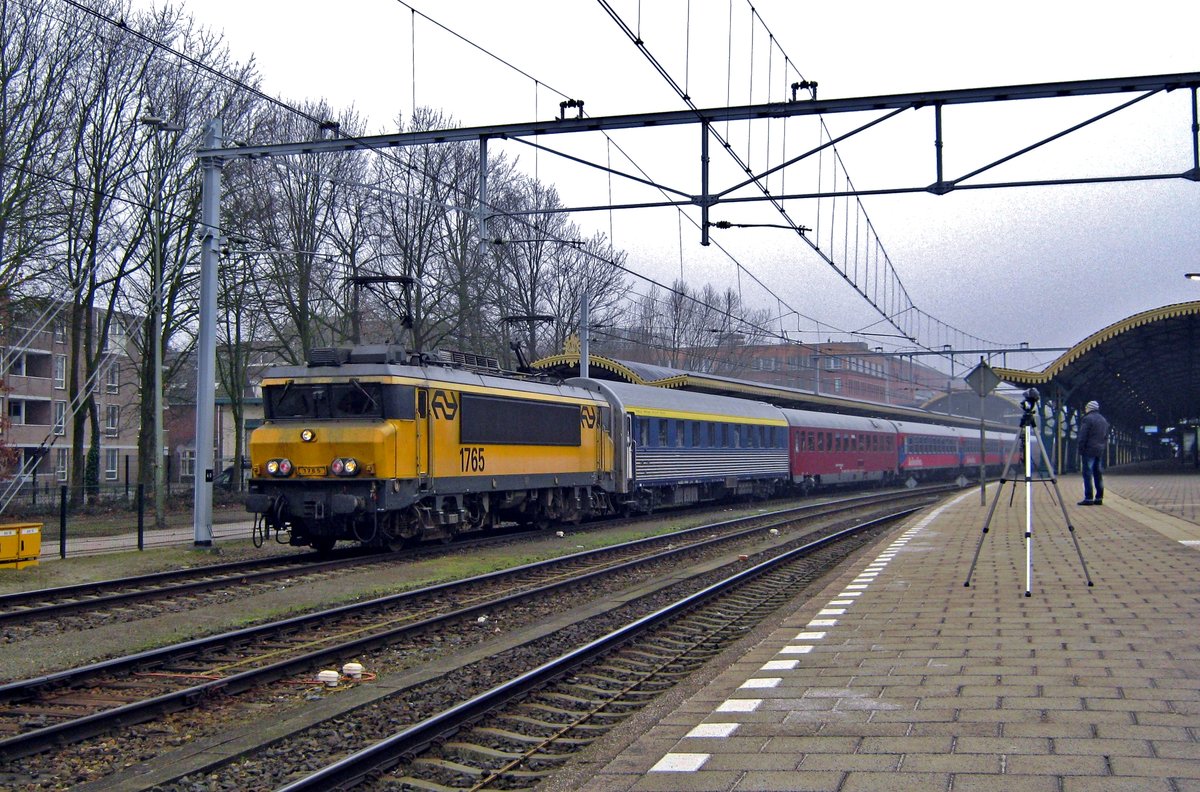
577, 462, 1200, 791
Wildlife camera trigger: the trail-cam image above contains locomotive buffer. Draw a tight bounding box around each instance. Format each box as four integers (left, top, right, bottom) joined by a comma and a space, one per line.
964, 388, 1093, 595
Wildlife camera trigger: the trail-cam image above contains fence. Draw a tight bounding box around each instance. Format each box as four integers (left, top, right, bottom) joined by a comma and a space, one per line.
1, 481, 250, 558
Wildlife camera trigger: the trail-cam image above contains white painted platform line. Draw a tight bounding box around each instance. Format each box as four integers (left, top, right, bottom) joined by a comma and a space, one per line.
650, 753, 710, 772
779, 644, 814, 654
644, 490, 976, 776
740, 677, 781, 689
1182, 540, 1200, 547
686, 722, 740, 738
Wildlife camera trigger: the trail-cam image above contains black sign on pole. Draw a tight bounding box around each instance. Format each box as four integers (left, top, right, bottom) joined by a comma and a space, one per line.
964, 359, 1002, 505
964, 360, 1001, 398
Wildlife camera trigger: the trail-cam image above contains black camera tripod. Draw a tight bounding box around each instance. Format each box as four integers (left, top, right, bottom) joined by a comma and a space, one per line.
964, 390, 1094, 595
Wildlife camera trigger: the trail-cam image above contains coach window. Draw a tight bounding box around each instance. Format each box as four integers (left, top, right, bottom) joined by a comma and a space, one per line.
708, 422, 717, 447
655, 419, 667, 447
693, 422, 704, 447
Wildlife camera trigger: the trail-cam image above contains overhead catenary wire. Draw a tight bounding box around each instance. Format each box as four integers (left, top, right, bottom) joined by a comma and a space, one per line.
65, 0, 998, 374
595, 0, 1016, 354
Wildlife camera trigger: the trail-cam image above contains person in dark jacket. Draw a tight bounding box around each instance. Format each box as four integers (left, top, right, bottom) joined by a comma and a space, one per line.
1077, 400, 1109, 505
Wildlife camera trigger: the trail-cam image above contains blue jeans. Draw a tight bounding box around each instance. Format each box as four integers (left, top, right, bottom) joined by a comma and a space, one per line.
1081, 455, 1104, 501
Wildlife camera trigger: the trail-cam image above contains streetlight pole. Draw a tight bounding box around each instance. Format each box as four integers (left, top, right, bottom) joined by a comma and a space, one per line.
140, 114, 182, 528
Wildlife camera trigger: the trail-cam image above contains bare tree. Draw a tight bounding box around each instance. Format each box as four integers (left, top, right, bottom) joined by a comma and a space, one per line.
0, 0, 76, 296
490, 178, 577, 363
236, 102, 359, 363
54, 0, 161, 502
542, 230, 628, 353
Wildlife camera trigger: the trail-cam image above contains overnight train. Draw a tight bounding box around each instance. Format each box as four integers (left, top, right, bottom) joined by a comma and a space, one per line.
245, 345, 1010, 551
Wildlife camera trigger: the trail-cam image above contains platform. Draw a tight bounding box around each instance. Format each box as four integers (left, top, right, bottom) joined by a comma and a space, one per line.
574, 461, 1200, 791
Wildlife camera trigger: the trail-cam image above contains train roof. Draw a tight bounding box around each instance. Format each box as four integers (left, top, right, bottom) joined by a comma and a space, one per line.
778, 408, 895, 432
890, 419, 972, 437
571, 378, 786, 422
259, 359, 603, 403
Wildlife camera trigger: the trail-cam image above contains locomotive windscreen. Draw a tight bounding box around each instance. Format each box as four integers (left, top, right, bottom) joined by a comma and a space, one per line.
460, 394, 581, 446
264, 381, 414, 420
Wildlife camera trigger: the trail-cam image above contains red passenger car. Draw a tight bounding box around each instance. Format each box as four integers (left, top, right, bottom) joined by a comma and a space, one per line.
892, 420, 966, 478
781, 409, 899, 491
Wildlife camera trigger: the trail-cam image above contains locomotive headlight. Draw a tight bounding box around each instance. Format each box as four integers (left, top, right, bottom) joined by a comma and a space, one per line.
300, 429, 316, 442
266, 458, 293, 477
330, 457, 359, 477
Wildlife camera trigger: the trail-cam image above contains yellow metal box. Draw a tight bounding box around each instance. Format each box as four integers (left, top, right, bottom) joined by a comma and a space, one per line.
0, 523, 42, 563
0, 527, 17, 561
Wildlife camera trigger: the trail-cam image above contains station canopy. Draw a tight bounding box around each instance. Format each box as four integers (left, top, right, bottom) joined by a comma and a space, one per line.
994, 301, 1200, 432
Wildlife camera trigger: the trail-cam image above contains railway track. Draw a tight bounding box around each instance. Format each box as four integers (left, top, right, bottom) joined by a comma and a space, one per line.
0, 550, 352, 626
256, 507, 922, 791
0, 520, 616, 640
0, 488, 946, 790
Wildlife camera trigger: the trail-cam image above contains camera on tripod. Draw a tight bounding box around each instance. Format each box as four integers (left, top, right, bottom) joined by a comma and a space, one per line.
1020, 388, 1039, 412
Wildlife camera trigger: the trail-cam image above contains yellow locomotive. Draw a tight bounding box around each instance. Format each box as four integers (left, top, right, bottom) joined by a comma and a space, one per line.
246, 345, 617, 551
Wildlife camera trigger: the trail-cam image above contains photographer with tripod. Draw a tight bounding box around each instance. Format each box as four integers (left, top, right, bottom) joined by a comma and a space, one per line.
965, 388, 1093, 595
1077, 400, 1109, 506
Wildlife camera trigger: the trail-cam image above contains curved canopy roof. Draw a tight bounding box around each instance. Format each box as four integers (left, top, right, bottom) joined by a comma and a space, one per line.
994, 301, 1200, 430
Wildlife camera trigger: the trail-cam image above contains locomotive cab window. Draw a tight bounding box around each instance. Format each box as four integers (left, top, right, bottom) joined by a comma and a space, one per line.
265, 381, 413, 421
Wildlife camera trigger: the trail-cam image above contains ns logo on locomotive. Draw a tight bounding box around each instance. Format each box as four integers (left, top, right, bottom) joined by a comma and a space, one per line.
246, 345, 1007, 552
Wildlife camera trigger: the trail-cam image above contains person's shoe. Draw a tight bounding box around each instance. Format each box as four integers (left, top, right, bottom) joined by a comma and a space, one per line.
1094, 498, 1103, 505
1077, 499, 1094, 506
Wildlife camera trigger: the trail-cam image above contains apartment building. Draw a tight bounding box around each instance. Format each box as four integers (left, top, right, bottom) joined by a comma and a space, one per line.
1, 303, 143, 487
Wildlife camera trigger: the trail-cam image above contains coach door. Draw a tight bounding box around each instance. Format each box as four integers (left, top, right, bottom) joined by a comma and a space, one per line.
415, 389, 431, 489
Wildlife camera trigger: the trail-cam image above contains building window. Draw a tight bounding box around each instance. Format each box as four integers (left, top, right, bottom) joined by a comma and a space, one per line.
53, 401, 66, 436
104, 448, 118, 480
8, 400, 24, 425
54, 321, 66, 344
55, 448, 68, 481
8, 353, 25, 377
105, 404, 119, 436
105, 364, 119, 393
54, 355, 66, 389
180, 449, 196, 480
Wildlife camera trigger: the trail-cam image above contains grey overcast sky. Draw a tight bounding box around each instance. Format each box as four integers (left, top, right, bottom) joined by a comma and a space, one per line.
144, 0, 1200, 367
